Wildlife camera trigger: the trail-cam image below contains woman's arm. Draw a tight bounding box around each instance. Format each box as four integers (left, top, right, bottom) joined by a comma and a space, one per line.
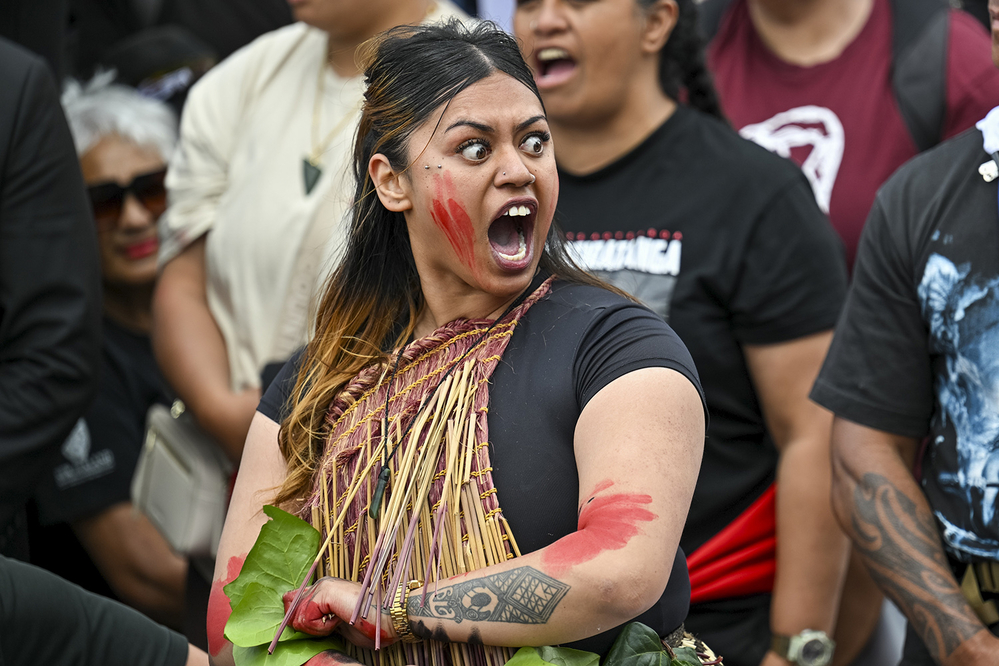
207, 412, 288, 665
285, 367, 705, 648
743, 331, 853, 666
73, 502, 187, 629
152, 236, 260, 463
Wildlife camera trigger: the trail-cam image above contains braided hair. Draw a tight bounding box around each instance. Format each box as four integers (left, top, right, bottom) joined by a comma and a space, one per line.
642, 0, 726, 121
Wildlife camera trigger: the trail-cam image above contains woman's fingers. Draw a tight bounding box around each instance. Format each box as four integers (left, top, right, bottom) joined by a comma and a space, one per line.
282, 583, 342, 636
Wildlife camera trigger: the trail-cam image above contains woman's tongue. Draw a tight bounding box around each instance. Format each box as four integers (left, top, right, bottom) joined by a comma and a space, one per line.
488, 216, 521, 256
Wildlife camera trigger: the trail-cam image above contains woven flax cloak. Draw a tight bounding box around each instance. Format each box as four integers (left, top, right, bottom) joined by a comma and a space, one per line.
301, 278, 555, 666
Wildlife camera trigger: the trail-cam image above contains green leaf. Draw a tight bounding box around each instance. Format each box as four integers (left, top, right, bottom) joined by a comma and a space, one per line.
224, 505, 321, 648
505, 646, 550, 666
503, 646, 599, 666
232, 637, 345, 666
668, 647, 701, 666
535, 646, 600, 666
226, 582, 311, 647
604, 622, 672, 666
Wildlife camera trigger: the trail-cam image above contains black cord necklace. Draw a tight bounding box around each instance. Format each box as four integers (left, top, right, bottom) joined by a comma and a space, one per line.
368, 285, 535, 519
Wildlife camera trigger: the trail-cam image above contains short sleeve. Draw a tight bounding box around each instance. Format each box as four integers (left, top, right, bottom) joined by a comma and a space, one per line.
810, 196, 934, 438
942, 10, 999, 140
258, 348, 304, 423
574, 302, 707, 419
729, 177, 848, 344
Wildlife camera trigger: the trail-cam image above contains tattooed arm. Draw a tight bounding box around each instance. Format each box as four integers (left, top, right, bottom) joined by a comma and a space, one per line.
285, 367, 705, 648
829, 418, 999, 666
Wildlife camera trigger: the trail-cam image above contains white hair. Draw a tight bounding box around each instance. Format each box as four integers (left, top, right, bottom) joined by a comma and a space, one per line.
61, 71, 178, 161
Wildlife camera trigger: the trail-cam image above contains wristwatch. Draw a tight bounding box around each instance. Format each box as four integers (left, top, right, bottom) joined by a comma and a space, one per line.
771, 629, 835, 666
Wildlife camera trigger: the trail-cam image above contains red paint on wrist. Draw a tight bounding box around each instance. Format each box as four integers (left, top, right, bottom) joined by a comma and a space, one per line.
541, 481, 656, 576
354, 617, 395, 643
207, 554, 246, 656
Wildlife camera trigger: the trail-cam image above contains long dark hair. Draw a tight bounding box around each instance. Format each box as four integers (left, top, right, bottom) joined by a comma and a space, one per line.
644, 0, 725, 120
277, 19, 606, 505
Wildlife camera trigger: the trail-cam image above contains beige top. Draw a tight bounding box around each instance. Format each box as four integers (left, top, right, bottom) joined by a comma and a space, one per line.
160, 3, 467, 391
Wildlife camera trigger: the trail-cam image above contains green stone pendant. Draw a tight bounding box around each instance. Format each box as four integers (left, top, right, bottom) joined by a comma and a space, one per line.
302, 158, 322, 194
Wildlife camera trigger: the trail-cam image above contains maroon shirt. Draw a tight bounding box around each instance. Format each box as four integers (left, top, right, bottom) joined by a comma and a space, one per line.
708, 0, 999, 268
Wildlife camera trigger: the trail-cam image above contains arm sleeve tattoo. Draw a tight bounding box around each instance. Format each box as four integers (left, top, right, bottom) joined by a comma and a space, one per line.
851, 473, 982, 661
407, 566, 569, 637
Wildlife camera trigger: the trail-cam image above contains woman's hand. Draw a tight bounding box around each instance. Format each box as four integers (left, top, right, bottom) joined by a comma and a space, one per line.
283, 578, 398, 649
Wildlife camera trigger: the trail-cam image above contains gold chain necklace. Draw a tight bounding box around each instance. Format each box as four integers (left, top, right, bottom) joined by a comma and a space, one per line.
302, 55, 360, 195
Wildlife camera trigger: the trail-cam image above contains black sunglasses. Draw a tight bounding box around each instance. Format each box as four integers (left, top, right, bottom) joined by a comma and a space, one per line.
87, 168, 167, 225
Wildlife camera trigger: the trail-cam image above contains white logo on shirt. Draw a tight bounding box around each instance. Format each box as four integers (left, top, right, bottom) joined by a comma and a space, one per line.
740, 105, 845, 214
54, 418, 115, 489
568, 236, 682, 321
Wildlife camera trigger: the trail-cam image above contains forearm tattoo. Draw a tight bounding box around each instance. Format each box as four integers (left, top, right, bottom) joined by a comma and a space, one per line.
407, 566, 569, 640
851, 473, 982, 661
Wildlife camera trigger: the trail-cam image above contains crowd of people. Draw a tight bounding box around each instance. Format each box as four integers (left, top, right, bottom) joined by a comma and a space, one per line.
1, 1, 998, 666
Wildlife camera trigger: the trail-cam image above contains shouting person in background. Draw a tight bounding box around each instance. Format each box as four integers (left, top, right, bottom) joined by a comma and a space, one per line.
512, 0, 893, 664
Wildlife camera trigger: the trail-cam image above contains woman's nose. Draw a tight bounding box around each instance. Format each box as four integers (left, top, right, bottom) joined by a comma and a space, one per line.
533, 0, 569, 35
117, 193, 156, 231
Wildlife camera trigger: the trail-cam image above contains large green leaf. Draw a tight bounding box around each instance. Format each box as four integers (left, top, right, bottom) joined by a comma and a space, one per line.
505, 646, 600, 666
224, 505, 321, 648
227, 582, 311, 646
604, 622, 684, 666
232, 637, 345, 666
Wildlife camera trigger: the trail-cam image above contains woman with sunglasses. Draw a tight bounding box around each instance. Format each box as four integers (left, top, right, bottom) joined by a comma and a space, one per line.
28, 75, 187, 631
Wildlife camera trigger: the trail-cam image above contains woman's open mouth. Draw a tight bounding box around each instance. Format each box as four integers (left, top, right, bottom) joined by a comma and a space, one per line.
488, 202, 536, 271
535, 47, 577, 89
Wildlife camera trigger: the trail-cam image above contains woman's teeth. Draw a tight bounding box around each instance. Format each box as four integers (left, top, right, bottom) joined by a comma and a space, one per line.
538, 47, 570, 62
505, 205, 530, 217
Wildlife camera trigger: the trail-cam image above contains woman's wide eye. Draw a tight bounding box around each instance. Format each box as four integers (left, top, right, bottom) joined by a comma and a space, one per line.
522, 135, 545, 155
460, 142, 489, 161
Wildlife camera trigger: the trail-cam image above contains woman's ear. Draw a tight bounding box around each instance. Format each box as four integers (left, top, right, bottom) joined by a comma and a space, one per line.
369, 153, 412, 212
641, 0, 679, 55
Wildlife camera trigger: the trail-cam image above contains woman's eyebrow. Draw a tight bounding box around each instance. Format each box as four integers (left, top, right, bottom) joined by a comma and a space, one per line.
516, 115, 547, 131
445, 119, 493, 134
444, 115, 548, 134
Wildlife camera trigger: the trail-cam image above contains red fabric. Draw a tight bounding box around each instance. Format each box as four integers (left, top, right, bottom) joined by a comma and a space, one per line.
708, 0, 999, 270
687, 483, 776, 605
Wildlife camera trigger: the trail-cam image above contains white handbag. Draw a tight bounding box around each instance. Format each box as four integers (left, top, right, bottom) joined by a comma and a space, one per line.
131, 400, 234, 558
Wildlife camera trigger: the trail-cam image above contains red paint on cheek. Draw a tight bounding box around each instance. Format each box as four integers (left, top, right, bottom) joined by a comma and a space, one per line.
207, 554, 246, 656
541, 484, 656, 576
429, 173, 476, 270
354, 617, 393, 642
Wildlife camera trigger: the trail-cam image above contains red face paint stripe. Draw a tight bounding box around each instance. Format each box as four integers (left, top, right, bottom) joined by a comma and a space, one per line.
430, 173, 476, 269
207, 554, 245, 656
541, 491, 656, 577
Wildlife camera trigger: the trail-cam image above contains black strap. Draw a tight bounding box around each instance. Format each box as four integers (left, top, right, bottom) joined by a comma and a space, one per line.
697, 0, 734, 42
890, 0, 950, 152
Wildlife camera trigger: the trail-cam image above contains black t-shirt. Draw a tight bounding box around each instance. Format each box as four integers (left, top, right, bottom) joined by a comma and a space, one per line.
29, 317, 172, 593
556, 105, 848, 554
0, 554, 188, 666
812, 127, 999, 562
258, 276, 707, 654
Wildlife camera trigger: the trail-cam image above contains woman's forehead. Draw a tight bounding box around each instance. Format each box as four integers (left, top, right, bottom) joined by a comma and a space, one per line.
435, 74, 545, 133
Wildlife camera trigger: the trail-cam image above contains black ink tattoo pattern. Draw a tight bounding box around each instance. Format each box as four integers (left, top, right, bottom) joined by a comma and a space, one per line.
851, 473, 982, 662
407, 566, 569, 627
